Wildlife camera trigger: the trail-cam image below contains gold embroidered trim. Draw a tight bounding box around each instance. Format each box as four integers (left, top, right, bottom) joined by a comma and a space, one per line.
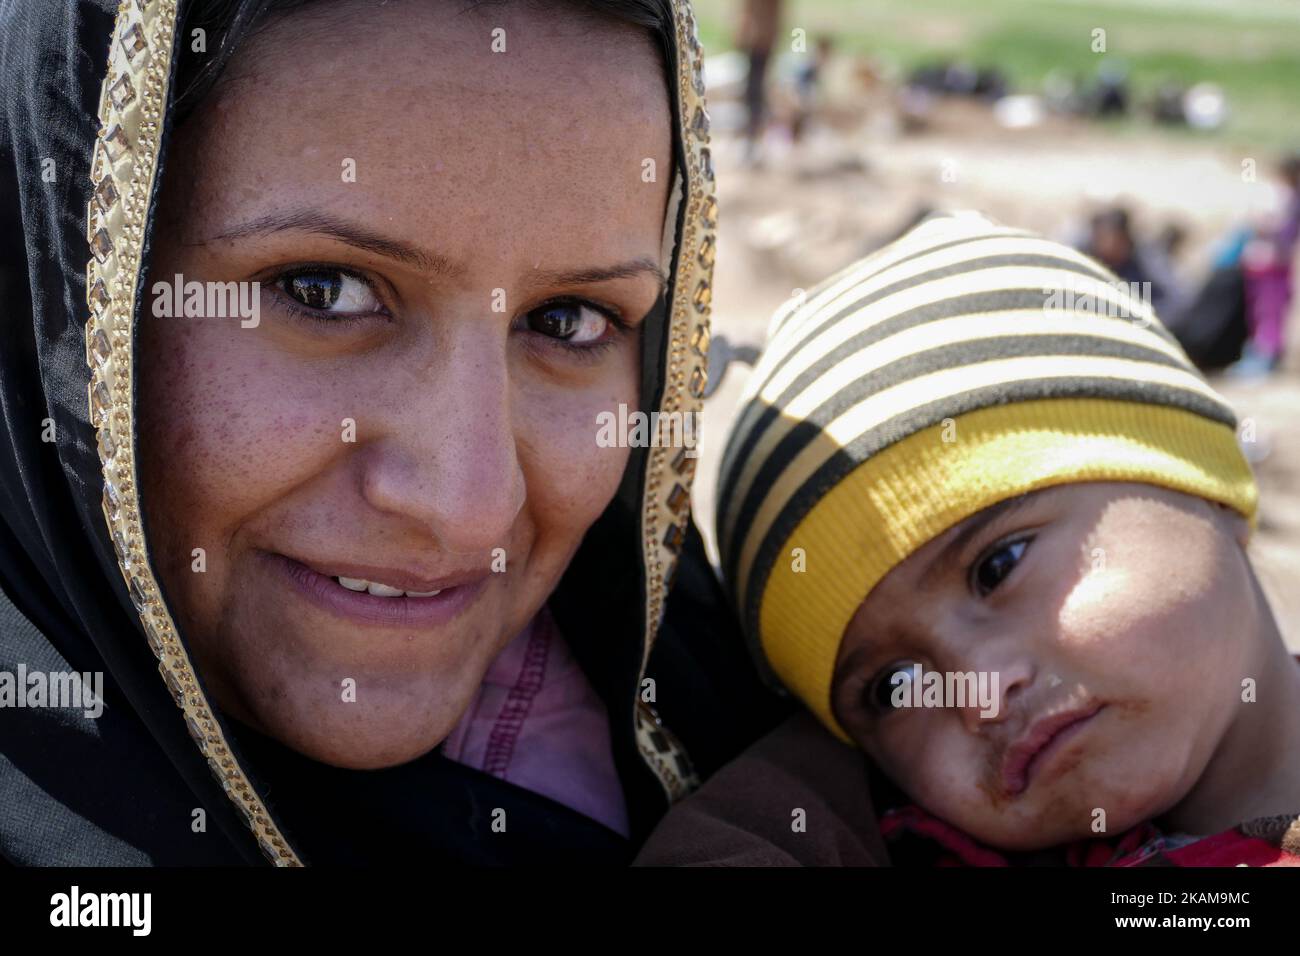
86, 0, 714, 857
632, 0, 715, 802
86, 0, 300, 866
635, 700, 701, 801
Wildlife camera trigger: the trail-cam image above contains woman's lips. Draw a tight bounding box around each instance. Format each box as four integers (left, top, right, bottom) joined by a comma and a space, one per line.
1000, 703, 1106, 797
265, 552, 488, 629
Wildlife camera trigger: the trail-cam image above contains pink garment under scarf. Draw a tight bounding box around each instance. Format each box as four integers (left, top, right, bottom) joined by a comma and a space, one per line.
440, 606, 630, 837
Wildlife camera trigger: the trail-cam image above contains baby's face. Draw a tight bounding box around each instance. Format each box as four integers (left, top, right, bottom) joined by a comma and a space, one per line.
831, 482, 1256, 851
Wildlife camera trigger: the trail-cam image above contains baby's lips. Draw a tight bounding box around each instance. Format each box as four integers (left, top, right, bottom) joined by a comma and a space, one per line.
999, 702, 1105, 796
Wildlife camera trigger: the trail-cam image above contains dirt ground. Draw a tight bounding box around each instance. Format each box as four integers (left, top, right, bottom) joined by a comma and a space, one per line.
693, 107, 1300, 650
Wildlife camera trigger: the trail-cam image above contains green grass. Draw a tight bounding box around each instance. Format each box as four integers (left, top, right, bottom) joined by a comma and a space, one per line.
690, 0, 1300, 149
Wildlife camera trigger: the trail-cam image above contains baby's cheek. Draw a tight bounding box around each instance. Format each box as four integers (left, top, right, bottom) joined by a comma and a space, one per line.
1055, 551, 1241, 695
877, 716, 983, 810
1052, 543, 1248, 809
1061, 497, 1248, 664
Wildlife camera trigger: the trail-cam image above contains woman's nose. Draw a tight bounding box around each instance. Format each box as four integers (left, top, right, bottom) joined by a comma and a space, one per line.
359, 332, 526, 555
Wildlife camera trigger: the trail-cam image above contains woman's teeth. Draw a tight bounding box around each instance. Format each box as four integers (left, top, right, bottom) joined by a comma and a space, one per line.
334, 576, 442, 598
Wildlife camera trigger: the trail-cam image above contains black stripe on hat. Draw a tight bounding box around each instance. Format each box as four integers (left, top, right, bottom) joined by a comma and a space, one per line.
718, 249, 1157, 497
717, 284, 1180, 522
756, 251, 1126, 386
718, 330, 1224, 564
766, 228, 1035, 338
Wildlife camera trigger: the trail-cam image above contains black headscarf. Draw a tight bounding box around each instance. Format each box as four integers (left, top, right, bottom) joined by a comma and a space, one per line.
0, 0, 786, 865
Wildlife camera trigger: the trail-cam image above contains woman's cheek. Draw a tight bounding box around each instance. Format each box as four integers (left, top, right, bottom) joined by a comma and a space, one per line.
532, 409, 632, 533
514, 363, 638, 530
150, 335, 325, 507
141, 326, 337, 595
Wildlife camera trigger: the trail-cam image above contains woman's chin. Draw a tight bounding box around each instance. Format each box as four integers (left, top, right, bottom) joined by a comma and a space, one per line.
197, 599, 511, 768
251, 702, 469, 770
207, 651, 484, 770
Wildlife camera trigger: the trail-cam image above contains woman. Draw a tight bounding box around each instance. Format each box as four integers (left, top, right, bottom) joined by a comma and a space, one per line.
0, 0, 786, 865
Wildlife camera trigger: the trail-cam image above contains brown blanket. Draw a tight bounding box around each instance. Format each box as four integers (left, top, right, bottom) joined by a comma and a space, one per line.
633, 712, 889, 866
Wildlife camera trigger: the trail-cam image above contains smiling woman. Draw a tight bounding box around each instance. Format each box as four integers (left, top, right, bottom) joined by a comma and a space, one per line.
0, 0, 787, 865
141, 0, 677, 777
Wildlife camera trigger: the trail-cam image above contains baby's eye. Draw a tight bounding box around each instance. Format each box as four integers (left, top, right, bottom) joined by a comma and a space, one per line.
524, 300, 611, 345
279, 268, 380, 315
971, 537, 1032, 597
865, 661, 921, 717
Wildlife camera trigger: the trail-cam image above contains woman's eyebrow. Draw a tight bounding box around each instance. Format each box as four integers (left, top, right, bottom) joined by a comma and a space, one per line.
204, 209, 667, 293
530, 259, 668, 297
207, 209, 462, 276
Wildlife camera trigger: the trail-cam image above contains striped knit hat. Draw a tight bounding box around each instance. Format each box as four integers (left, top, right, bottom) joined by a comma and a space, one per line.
716, 211, 1258, 742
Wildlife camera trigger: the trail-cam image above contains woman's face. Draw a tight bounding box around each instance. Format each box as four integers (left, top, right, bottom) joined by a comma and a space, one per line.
139, 1, 672, 768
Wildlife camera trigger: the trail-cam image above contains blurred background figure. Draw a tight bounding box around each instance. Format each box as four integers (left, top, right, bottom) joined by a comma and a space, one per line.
1077, 206, 1187, 316
791, 34, 833, 143
1088, 61, 1130, 118
736, 0, 784, 165
1168, 151, 1300, 377
1235, 153, 1300, 373
692, 0, 1300, 646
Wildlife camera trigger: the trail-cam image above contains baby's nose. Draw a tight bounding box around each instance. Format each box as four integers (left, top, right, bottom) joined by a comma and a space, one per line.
956, 656, 1035, 734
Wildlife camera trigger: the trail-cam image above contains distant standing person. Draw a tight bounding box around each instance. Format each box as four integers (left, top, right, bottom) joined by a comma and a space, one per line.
792, 35, 834, 142
738, 0, 783, 163
1238, 153, 1300, 372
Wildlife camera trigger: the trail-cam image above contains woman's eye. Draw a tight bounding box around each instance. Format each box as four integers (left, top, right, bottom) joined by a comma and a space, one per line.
524, 300, 610, 345
278, 269, 380, 315
972, 537, 1031, 597
865, 661, 921, 717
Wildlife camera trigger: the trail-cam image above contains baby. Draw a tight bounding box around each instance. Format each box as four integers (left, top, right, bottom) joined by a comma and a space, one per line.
639, 212, 1300, 866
